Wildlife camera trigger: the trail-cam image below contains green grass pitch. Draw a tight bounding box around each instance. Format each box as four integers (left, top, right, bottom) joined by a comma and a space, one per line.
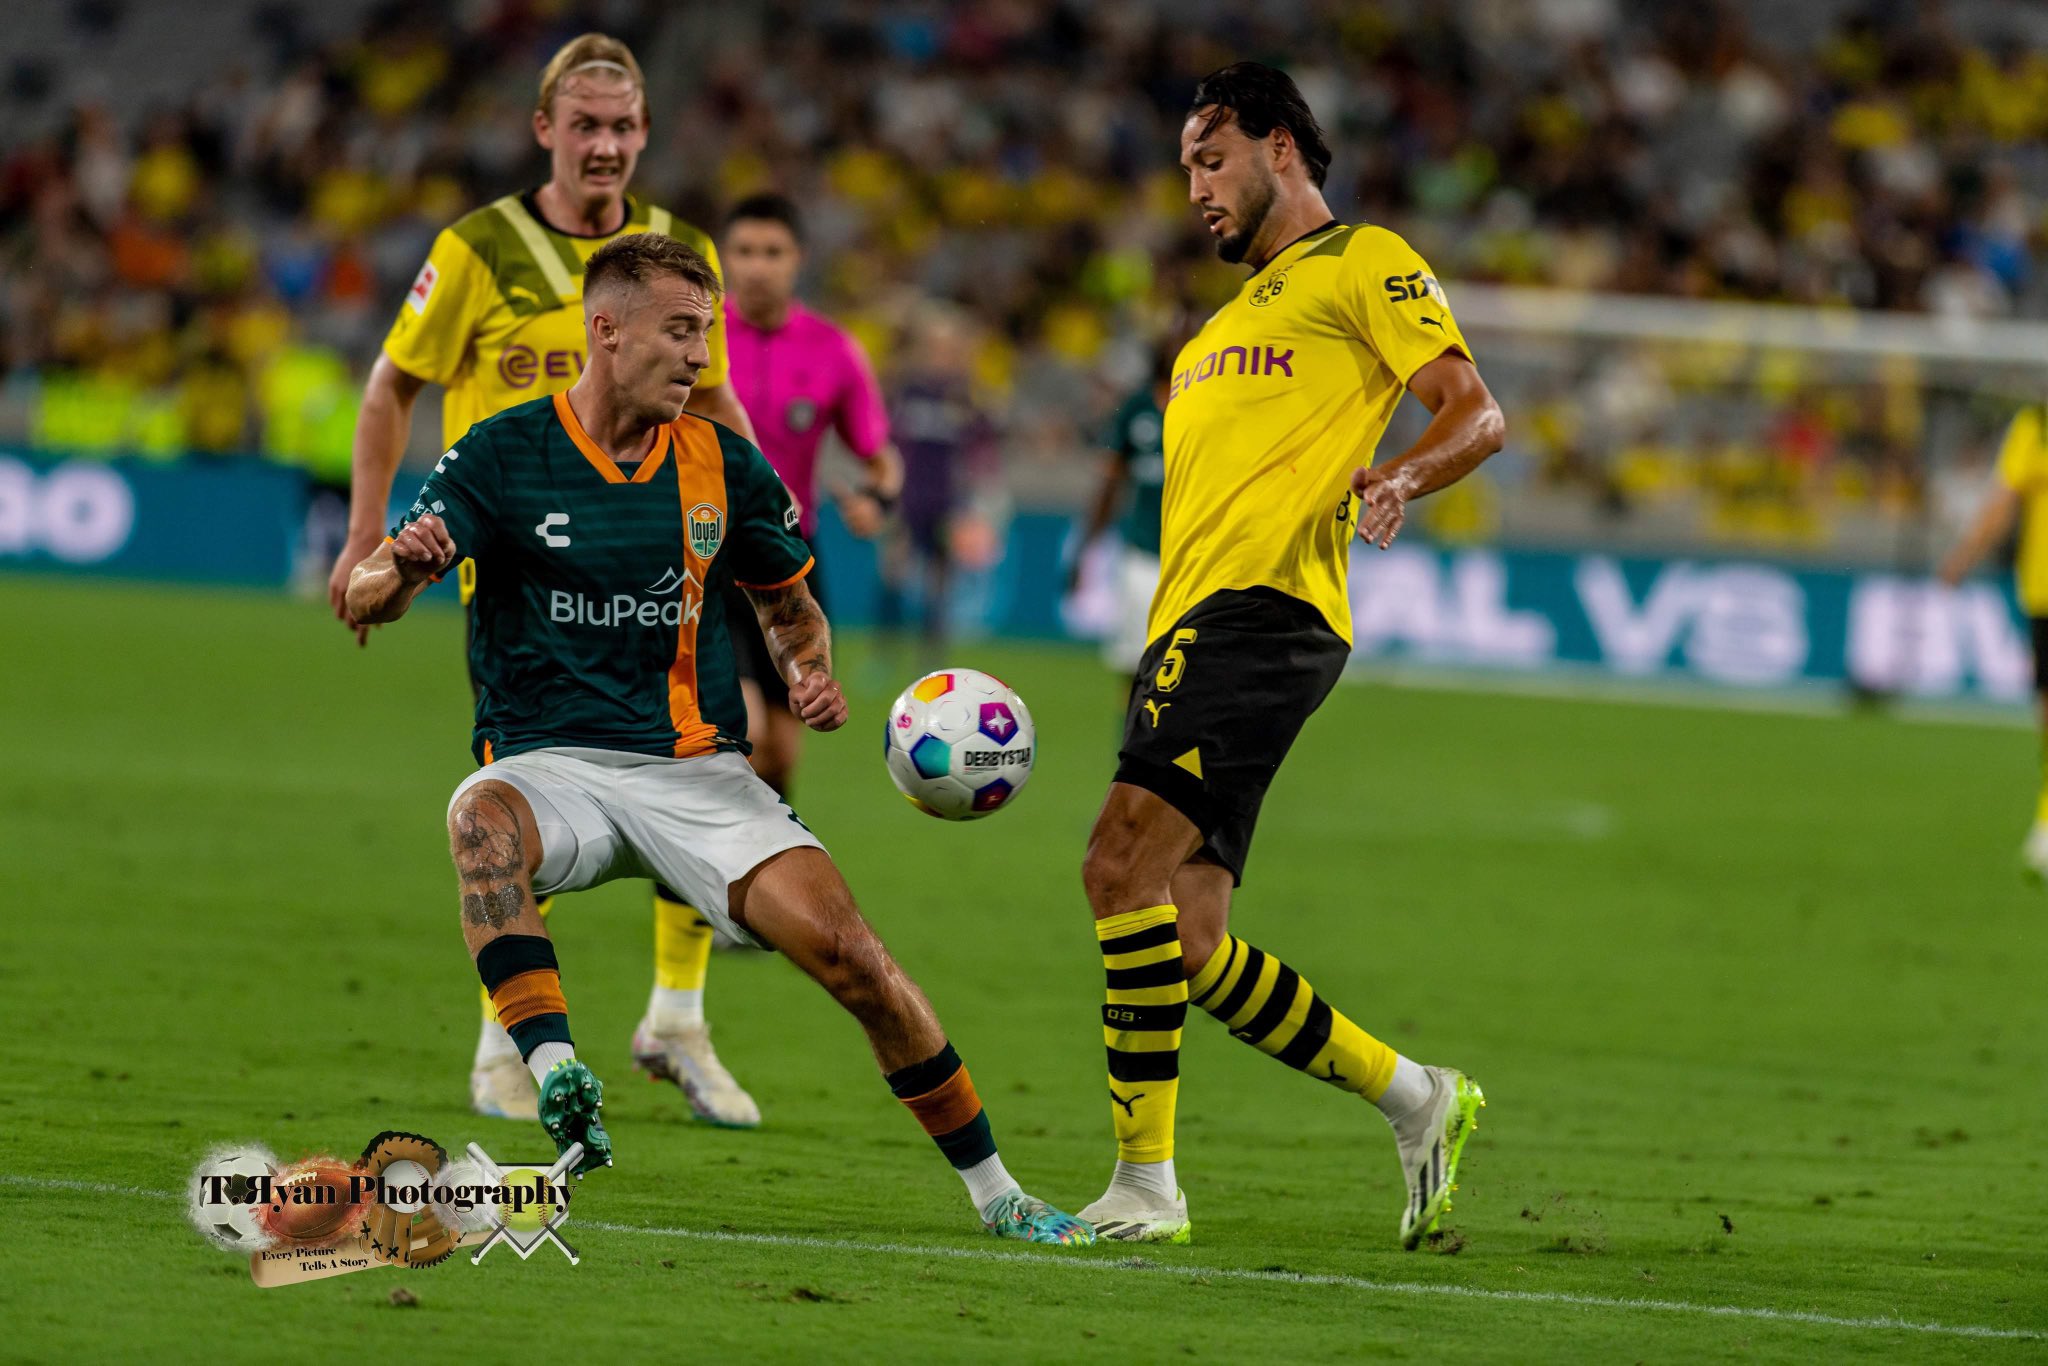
2, 576, 2044, 1363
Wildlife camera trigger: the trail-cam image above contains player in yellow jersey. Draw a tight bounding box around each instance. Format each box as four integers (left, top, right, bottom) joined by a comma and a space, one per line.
1075, 64, 1506, 1248
1941, 403, 2048, 879
325, 33, 765, 1129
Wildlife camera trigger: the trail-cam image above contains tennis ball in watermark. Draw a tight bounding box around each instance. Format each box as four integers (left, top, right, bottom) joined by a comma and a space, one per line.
496, 1167, 560, 1233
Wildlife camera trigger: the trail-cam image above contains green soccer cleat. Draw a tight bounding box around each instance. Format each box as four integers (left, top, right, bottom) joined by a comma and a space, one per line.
1396, 1067, 1484, 1250
983, 1192, 1098, 1246
537, 1059, 613, 1176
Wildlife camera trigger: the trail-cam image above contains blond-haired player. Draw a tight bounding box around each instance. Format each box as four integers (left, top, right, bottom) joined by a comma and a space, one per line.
326, 33, 763, 1129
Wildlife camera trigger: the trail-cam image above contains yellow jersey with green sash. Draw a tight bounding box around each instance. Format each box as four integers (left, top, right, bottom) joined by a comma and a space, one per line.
1997, 404, 2048, 614
1152, 222, 1472, 645
383, 191, 731, 450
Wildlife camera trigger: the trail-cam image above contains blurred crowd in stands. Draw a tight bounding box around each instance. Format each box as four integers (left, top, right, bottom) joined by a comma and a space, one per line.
1, 0, 2043, 548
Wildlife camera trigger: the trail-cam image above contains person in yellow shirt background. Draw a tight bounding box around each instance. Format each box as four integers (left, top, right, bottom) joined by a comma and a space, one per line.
1942, 402, 2048, 881
324, 32, 766, 1129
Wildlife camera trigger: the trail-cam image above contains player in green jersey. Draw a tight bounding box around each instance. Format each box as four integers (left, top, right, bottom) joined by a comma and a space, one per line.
1070, 336, 1172, 682
346, 234, 1091, 1242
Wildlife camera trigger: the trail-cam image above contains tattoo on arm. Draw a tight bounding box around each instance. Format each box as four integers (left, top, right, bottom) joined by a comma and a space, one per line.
745, 580, 832, 684
452, 789, 529, 930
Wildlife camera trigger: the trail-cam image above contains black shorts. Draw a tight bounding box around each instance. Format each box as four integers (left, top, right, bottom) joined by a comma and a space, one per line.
2033, 617, 2048, 693
1114, 587, 1349, 884
728, 547, 828, 710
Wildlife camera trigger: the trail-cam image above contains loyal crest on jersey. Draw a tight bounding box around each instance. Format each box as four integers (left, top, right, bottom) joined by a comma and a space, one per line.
687, 502, 725, 559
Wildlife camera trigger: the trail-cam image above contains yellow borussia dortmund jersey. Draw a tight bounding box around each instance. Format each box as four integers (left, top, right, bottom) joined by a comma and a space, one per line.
1152, 222, 1471, 644
383, 192, 730, 449
1997, 404, 2048, 614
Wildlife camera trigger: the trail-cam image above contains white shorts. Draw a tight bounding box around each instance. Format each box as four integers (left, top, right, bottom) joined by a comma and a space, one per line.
1104, 546, 1162, 674
449, 748, 824, 949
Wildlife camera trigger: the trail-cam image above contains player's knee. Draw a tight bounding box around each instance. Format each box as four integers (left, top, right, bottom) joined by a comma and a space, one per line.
447, 781, 530, 885
1082, 817, 1160, 915
1177, 918, 1223, 977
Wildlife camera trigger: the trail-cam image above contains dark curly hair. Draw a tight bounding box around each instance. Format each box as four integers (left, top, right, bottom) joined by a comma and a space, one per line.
1189, 62, 1332, 188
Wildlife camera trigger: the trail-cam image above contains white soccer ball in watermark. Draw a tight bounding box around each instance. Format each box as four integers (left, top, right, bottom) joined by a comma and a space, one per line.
187, 1143, 281, 1253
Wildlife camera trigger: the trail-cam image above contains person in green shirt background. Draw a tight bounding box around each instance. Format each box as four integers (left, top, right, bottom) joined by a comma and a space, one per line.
1070, 337, 1172, 680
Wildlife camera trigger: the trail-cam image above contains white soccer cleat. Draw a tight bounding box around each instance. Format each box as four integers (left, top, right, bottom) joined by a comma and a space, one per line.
2021, 823, 2048, 886
1079, 1185, 1192, 1244
470, 1055, 539, 1120
631, 1019, 762, 1128
1393, 1065, 1485, 1251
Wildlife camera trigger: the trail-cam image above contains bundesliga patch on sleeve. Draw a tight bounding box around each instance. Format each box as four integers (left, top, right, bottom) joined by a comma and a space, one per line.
406, 260, 439, 315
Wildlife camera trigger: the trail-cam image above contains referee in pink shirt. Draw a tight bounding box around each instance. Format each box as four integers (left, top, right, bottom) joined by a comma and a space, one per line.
721, 193, 902, 795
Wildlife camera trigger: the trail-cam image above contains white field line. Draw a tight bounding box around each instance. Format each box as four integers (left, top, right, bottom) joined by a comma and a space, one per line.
6, 1174, 2039, 1343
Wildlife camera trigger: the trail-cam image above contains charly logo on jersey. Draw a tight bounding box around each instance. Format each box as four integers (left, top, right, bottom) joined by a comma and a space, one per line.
550, 566, 703, 628
1249, 269, 1289, 307
687, 503, 724, 559
534, 513, 571, 548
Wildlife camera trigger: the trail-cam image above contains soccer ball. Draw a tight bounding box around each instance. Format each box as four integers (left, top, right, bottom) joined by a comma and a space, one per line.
883, 669, 1035, 819
187, 1144, 280, 1253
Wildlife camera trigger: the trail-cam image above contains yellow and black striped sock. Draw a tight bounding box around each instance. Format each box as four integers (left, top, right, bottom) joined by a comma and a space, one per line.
480, 895, 555, 1021
476, 934, 573, 1060
652, 886, 714, 994
1189, 936, 1397, 1101
1098, 905, 1186, 1162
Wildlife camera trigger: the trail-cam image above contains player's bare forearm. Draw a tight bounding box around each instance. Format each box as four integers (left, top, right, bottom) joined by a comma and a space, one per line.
346, 547, 433, 625
1939, 485, 2019, 586
746, 578, 832, 684
686, 380, 758, 446
346, 515, 457, 625
330, 355, 427, 641
1080, 456, 1129, 545
1352, 352, 1506, 549
745, 579, 848, 730
865, 443, 905, 500
345, 354, 427, 542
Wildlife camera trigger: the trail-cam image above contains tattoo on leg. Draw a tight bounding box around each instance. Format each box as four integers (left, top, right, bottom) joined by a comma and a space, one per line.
453, 789, 528, 930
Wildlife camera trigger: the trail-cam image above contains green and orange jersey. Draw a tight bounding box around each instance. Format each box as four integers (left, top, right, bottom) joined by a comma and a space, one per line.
394, 392, 811, 764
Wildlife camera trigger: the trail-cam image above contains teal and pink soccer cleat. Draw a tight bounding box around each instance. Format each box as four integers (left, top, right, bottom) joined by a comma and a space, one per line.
983, 1192, 1097, 1245
537, 1059, 613, 1176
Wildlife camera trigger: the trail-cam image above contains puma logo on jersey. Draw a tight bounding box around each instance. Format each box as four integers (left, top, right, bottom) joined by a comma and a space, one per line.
534, 513, 571, 548
1142, 699, 1171, 727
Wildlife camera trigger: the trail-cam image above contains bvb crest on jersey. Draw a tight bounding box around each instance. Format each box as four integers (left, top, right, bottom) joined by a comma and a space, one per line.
688, 502, 725, 559
1250, 270, 1289, 307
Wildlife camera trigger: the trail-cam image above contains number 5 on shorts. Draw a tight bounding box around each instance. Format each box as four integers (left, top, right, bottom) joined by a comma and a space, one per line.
1154, 628, 1197, 693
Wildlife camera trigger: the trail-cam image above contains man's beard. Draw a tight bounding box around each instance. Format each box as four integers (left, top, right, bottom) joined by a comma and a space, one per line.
1215, 171, 1278, 265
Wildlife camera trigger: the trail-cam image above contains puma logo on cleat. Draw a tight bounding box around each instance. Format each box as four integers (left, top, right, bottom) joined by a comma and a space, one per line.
1319, 1060, 1348, 1084
1142, 699, 1170, 727
1109, 1088, 1144, 1117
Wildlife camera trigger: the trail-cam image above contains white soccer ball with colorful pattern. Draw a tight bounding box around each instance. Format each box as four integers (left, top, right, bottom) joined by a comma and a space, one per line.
883, 669, 1035, 819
